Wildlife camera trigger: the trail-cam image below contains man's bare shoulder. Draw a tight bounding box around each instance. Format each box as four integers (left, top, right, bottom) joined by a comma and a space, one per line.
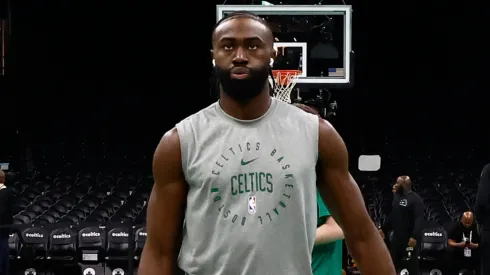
155, 128, 180, 156
318, 117, 336, 133
153, 128, 183, 181
318, 117, 346, 155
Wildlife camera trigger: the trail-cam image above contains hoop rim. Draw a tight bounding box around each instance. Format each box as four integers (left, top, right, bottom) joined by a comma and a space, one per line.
272, 69, 302, 86
272, 69, 302, 75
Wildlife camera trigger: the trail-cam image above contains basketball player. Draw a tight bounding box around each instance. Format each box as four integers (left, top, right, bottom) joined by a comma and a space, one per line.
313, 191, 344, 275
293, 102, 344, 275
139, 11, 395, 275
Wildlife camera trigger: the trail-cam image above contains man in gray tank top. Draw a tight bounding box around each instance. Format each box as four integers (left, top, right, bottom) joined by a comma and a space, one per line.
139, 11, 395, 275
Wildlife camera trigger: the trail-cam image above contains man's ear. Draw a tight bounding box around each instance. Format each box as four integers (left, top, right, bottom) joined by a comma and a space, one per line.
270, 48, 276, 67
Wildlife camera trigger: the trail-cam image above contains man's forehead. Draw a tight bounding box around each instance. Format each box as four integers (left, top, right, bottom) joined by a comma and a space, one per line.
214, 17, 270, 40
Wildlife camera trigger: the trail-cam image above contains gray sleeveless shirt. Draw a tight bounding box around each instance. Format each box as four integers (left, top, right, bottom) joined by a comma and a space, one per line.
176, 98, 319, 275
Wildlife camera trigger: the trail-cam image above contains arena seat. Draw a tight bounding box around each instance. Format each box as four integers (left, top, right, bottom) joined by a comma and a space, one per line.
44, 226, 79, 275
14, 213, 31, 224
37, 214, 56, 225
17, 227, 49, 275
80, 197, 100, 210
25, 208, 39, 219
78, 226, 106, 260
68, 209, 86, 221
73, 204, 91, 216
111, 207, 135, 222
48, 226, 77, 260
106, 227, 131, 258
133, 226, 146, 274
134, 227, 146, 260
52, 204, 68, 215
85, 209, 110, 223
78, 226, 106, 275
20, 227, 48, 259
105, 226, 132, 275
58, 197, 76, 209
16, 197, 29, 211
8, 232, 21, 260
60, 214, 81, 225
134, 208, 146, 224
418, 227, 448, 274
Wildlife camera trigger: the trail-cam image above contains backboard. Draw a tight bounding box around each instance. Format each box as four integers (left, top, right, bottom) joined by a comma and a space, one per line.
216, 5, 353, 88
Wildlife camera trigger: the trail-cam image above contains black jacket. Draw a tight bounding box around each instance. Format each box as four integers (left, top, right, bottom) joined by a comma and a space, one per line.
382, 191, 425, 240
0, 187, 14, 237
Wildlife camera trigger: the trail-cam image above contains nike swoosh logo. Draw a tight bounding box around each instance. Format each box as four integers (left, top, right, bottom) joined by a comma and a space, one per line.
241, 158, 258, 166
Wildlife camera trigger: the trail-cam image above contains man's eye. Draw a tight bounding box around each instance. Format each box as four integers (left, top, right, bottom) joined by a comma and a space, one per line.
224, 45, 233, 50
249, 45, 258, 50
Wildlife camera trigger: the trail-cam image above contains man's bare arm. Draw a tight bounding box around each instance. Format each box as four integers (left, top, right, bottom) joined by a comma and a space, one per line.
317, 119, 395, 275
139, 128, 188, 275
315, 216, 344, 245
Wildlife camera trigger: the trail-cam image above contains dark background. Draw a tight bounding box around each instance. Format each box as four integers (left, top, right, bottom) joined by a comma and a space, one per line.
0, 0, 487, 172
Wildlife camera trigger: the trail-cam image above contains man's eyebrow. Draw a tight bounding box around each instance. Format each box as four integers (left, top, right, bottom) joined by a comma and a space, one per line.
218, 36, 265, 43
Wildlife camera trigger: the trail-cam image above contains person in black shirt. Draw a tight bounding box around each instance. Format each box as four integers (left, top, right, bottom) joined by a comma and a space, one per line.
379, 175, 424, 274
448, 211, 480, 275
475, 164, 490, 275
0, 170, 13, 275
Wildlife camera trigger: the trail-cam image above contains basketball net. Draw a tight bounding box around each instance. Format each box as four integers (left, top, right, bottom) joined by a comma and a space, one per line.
272, 70, 300, 104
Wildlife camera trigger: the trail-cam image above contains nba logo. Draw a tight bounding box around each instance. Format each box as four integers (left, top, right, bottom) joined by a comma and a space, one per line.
248, 196, 256, 214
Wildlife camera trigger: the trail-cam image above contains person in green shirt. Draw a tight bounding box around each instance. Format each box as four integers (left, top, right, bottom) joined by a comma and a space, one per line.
289, 102, 346, 275
312, 190, 345, 275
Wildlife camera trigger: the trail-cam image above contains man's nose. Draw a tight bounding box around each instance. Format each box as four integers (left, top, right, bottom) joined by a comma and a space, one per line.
232, 47, 248, 65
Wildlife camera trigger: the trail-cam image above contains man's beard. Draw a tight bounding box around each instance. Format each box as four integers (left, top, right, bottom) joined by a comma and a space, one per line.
216, 65, 270, 101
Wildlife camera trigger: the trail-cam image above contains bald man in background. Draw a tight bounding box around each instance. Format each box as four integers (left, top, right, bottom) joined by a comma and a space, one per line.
448, 211, 480, 274
379, 176, 424, 274
0, 170, 13, 275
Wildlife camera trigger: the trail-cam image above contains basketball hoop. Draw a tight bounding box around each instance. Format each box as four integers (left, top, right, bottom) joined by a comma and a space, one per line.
272, 70, 301, 104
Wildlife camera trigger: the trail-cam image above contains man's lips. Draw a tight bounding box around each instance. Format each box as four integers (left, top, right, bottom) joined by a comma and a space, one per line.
230, 67, 250, 79
230, 67, 250, 74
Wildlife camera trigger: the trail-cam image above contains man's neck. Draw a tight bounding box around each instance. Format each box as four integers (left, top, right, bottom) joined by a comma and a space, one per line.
219, 88, 272, 120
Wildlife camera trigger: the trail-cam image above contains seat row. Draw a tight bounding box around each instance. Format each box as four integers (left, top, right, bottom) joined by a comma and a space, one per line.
8, 224, 147, 275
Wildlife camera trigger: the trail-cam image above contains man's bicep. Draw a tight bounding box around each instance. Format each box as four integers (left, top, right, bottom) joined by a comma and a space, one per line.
145, 129, 188, 258
316, 119, 372, 233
